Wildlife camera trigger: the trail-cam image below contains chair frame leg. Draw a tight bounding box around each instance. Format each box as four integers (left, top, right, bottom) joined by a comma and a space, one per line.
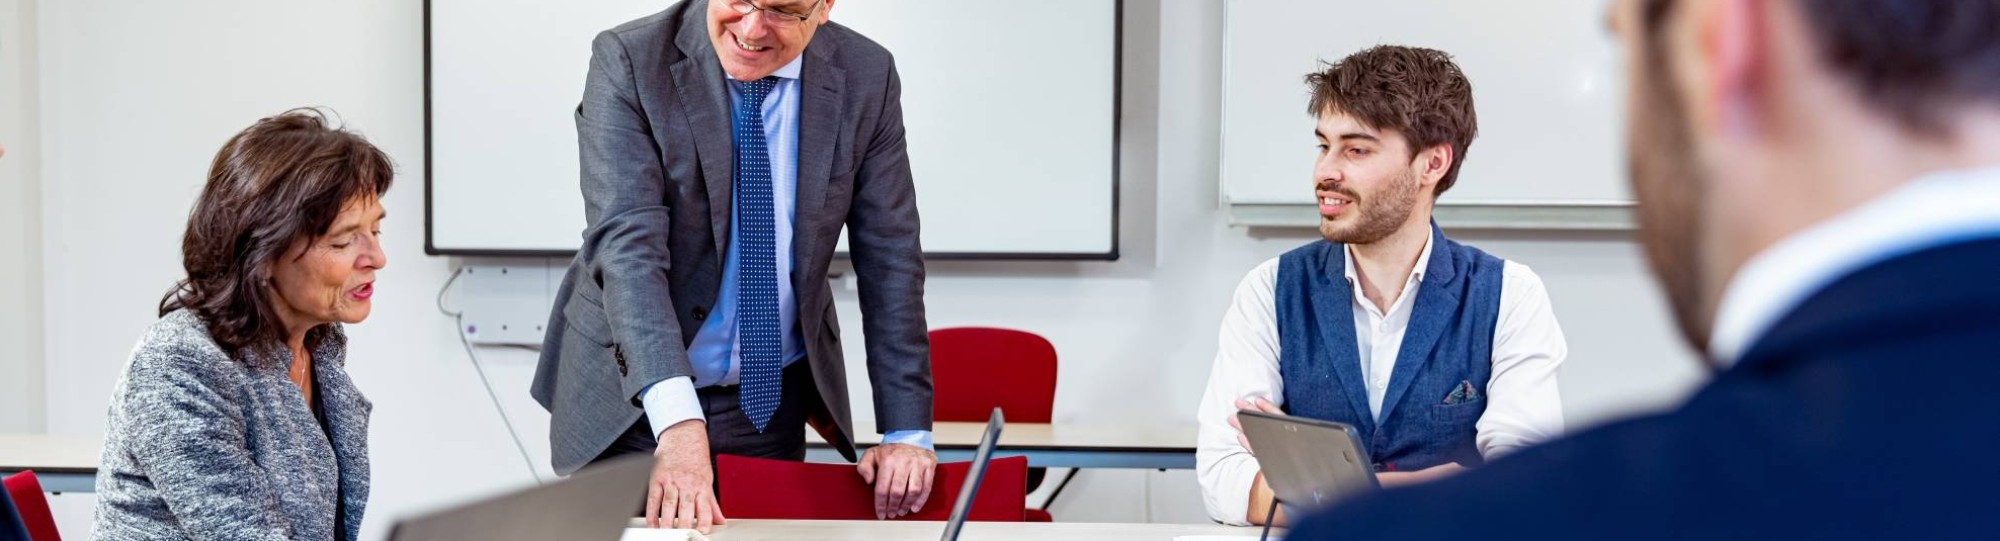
1034, 468, 1081, 511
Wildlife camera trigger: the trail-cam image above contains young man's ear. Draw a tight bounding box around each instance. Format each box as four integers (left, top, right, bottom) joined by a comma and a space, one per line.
1417, 144, 1454, 188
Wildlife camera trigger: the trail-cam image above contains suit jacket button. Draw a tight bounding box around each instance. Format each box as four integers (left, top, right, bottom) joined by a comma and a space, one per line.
692, 306, 708, 322
614, 344, 628, 376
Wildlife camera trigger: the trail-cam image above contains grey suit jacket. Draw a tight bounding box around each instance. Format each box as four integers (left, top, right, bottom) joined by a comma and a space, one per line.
94, 310, 371, 541
531, 0, 932, 475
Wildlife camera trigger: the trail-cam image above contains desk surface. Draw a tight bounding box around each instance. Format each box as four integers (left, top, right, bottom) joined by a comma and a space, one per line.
0, 424, 1198, 470
626, 519, 1263, 541
0, 433, 101, 473
814, 422, 1196, 452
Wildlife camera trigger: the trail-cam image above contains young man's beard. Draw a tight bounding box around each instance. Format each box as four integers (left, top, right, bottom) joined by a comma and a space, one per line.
1321, 167, 1423, 246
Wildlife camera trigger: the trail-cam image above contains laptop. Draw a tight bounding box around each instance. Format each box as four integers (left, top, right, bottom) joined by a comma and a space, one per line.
385, 453, 653, 541
1236, 409, 1379, 516
939, 407, 1006, 541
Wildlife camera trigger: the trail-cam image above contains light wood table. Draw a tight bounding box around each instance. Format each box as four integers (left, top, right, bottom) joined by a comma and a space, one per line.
625, 519, 1266, 541
0, 433, 102, 493
0, 422, 1204, 494
806, 422, 1198, 470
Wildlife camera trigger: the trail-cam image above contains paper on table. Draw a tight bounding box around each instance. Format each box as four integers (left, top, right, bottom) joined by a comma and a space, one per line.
620, 528, 711, 541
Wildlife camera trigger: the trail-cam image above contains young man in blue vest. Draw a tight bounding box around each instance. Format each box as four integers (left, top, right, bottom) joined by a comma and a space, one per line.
1195, 45, 1570, 526
1283, 0, 2000, 539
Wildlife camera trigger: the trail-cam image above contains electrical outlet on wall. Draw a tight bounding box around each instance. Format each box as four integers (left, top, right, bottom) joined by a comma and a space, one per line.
458, 262, 556, 346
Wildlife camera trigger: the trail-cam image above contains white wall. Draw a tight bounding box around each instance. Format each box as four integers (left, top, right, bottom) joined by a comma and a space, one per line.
0, 0, 44, 435
25, 0, 1709, 538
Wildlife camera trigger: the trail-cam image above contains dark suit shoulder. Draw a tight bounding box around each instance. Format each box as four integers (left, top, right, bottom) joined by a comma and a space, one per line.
1742, 235, 2000, 367
810, 20, 900, 92
1291, 258, 2000, 541
597, 2, 697, 64
817, 21, 894, 64
604, 2, 691, 42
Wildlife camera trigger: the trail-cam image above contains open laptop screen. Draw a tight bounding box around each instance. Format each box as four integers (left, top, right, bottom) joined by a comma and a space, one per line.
939, 408, 1005, 541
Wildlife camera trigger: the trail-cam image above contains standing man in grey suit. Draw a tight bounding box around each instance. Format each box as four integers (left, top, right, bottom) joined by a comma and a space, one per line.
532, 0, 935, 533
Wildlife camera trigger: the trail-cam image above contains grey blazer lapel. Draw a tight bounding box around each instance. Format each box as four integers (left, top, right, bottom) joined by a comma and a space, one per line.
670, 10, 736, 258
791, 39, 846, 288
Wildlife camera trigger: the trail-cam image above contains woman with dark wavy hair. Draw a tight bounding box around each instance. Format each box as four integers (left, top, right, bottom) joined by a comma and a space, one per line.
93, 108, 391, 541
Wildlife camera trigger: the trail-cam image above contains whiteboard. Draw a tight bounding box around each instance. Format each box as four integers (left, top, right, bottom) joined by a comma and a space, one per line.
1221, 0, 1629, 224
426, 0, 1119, 257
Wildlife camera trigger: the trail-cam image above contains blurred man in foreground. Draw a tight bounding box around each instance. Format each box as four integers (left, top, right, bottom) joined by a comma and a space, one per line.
1289, 0, 2000, 538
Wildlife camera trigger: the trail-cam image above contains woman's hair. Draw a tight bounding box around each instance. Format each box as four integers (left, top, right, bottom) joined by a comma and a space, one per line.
160, 108, 394, 359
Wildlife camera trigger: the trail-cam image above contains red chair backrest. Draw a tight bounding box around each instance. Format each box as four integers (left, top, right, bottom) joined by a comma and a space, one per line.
716, 455, 1026, 522
927, 327, 1057, 423
3, 471, 62, 541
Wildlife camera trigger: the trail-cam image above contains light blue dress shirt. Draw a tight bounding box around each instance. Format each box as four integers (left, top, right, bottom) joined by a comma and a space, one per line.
640, 56, 931, 450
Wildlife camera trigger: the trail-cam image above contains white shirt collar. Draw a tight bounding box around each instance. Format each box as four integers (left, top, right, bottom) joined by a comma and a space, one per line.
1709, 166, 2000, 364
1344, 230, 1436, 289
729, 55, 804, 81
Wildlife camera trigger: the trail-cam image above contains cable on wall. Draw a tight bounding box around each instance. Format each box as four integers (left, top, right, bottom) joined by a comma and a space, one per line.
438, 265, 547, 484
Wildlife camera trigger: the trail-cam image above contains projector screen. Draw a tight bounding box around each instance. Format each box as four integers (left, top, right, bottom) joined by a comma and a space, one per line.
425, 0, 1121, 258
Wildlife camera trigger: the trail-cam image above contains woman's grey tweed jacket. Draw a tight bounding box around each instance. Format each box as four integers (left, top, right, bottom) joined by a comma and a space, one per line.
93, 309, 370, 541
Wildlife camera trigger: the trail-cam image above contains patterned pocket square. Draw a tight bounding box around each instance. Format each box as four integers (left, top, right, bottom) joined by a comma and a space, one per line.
1442, 380, 1483, 405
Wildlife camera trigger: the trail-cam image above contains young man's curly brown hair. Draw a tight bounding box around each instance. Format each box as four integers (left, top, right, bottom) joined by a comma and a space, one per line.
1306, 45, 1478, 197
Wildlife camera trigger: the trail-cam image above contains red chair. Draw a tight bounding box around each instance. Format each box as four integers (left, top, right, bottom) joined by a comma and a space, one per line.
716, 454, 1026, 522
928, 328, 1057, 424
3, 471, 63, 541
928, 327, 1061, 521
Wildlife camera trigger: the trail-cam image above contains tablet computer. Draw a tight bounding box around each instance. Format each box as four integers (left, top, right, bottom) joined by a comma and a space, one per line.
1236, 409, 1379, 514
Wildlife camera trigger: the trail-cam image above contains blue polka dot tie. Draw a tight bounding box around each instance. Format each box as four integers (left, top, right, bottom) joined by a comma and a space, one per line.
735, 77, 783, 433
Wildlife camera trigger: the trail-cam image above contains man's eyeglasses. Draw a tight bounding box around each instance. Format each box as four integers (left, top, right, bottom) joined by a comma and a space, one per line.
726, 0, 823, 28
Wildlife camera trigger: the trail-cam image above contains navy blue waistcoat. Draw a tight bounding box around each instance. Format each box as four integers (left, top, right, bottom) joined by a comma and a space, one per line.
1274, 227, 1505, 471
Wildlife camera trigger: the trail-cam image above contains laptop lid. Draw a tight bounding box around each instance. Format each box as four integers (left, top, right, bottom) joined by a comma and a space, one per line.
1236, 409, 1378, 514
939, 408, 1005, 541
387, 453, 653, 541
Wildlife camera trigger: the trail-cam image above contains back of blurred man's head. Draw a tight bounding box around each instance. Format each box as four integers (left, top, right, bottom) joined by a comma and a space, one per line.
1616, 0, 2000, 353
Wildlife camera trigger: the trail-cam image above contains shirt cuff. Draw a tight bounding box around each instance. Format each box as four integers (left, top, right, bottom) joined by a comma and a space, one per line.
640, 376, 705, 440
880, 430, 934, 451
